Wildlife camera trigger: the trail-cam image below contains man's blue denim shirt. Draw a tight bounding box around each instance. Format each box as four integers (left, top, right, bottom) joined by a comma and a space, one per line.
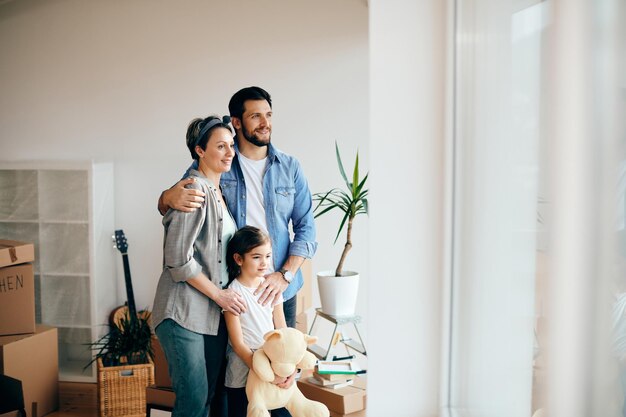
187, 142, 317, 301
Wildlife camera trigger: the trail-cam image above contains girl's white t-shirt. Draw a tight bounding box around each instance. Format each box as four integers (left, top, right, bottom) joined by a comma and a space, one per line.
228, 278, 282, 349
225, 277, 284, 388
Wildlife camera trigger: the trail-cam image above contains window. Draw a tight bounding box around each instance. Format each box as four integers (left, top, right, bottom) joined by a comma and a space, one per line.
446, 0, 626, 416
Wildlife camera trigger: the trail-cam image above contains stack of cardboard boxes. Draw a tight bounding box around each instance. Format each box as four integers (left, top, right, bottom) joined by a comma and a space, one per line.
0, 240, 59, 417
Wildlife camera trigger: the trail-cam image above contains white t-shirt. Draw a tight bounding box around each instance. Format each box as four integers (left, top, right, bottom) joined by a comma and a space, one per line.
238, 153, 269, 236
225, 278, 284, 388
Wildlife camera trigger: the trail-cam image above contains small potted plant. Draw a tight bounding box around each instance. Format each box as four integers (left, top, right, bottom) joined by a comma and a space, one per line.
88, 313, 153, 367
313, 141, 368, 316
87, 313, 154, 417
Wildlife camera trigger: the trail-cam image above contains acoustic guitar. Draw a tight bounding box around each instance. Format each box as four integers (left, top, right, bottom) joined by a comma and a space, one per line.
111, 229, 149, 328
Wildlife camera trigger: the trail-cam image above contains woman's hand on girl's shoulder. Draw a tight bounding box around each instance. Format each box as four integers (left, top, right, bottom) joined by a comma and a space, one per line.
216, 288, 247, 315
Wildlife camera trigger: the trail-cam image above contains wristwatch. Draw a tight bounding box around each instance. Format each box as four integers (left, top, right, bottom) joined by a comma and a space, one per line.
279, 268, 294, 284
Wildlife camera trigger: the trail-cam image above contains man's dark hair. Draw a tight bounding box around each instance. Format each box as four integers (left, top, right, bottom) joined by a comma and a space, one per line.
228, 86, 272, 119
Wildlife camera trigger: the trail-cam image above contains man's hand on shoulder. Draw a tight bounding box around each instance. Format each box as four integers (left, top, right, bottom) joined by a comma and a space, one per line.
254, 271, 288, 307
158, 177, 205, 215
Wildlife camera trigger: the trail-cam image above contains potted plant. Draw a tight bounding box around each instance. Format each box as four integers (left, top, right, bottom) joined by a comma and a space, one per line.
88, 313, 153, 367
313, 141, 368, 316
87, 313, 155, 417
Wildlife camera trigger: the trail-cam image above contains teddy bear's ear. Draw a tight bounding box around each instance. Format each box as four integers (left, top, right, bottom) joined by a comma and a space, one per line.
263, 329, 282, 341
303, 334, 318, 345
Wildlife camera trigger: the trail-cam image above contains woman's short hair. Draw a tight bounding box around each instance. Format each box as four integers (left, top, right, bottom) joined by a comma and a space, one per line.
186, 115, 232, 160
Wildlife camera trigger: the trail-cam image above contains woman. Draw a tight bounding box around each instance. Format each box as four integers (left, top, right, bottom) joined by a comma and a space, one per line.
152, 115, 247, 417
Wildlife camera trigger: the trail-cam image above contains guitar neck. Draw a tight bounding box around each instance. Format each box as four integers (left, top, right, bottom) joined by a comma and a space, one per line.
121, 252, 138, 319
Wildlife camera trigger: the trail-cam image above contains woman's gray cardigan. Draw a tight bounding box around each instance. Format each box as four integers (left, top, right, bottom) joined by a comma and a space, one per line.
152, 170, 229, 335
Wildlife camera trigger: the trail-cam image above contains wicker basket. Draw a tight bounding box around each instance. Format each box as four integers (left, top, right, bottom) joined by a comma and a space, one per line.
97, 357, 155, 417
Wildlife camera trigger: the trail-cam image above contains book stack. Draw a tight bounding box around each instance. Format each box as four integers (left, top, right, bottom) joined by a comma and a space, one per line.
308, 360, 362, 390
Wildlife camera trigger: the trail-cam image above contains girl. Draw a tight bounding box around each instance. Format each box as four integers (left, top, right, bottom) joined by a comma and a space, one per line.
224, 226, 294, 417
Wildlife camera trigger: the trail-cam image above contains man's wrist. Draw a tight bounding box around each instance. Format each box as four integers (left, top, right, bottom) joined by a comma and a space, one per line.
278, 268, 294, 284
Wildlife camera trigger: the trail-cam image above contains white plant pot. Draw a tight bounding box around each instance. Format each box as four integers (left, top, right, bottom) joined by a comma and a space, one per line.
317, 271, 360, 317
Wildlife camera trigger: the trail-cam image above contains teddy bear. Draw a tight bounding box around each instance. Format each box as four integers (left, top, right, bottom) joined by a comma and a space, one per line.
245, 327, 330, 417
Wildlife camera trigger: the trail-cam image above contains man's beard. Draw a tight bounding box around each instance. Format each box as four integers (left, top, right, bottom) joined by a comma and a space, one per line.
241, 124, 270, 147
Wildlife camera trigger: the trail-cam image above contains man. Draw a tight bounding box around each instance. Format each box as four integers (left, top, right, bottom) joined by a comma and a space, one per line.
159, 86, 317, 328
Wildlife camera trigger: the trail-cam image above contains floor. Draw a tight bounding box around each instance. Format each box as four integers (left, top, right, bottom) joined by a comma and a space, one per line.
48, 382, 98, 417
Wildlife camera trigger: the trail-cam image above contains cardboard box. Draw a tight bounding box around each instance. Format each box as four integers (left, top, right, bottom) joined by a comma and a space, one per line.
296, 311, 308, 334
146, 385, 175, 409
297, 375, 366, 414
152, 335, 172, 388
351, 375, 366, 390
0, 240, 34, 268
352, 376, 367, 406
0, 325, 59, 417
296, 259, 313, 315
0, 263, 35, 336
329, 410, 367, 417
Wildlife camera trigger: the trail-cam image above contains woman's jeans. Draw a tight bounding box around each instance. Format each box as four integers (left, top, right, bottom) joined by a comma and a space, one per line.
155, 317, 228, 417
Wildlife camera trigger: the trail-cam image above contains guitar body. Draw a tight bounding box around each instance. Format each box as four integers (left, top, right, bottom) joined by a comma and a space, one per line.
112, 229, 151, 329
109, 305, 151, 329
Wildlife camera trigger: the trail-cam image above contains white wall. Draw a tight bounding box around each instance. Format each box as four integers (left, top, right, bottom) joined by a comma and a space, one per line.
0, 0, 369, 319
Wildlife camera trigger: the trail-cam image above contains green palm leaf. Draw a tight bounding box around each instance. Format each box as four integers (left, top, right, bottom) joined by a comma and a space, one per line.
313, 142, 369, 276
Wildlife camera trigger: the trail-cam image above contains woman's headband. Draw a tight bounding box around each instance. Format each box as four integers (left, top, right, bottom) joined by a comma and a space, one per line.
195, 115, 231, 147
